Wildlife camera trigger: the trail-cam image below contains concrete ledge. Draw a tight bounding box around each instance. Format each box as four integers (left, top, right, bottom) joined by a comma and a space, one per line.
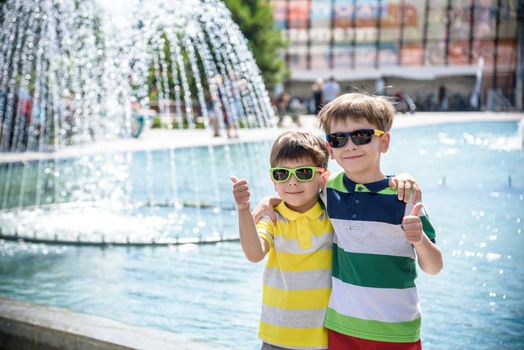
0, 297, 230, 350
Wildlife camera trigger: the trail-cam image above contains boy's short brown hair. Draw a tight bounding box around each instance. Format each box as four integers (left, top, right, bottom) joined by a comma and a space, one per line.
318, 93, 395, 134
270, 131, 329, 169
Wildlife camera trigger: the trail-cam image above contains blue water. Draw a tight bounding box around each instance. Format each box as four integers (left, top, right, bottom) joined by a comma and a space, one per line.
1, 121, 523, 349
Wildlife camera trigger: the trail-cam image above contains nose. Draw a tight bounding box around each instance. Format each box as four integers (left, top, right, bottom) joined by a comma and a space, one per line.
287, 175, 299, 186
344, 138, 358, 150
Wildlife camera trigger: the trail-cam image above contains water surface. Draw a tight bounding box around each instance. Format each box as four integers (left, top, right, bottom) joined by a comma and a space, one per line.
1, 121, 523, 349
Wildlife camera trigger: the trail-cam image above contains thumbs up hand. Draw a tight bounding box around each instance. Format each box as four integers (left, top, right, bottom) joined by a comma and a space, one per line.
402, 203, 424, 245
231, 176, 250, 210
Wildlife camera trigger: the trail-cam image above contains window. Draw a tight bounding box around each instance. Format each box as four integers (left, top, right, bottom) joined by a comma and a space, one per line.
271, 0, 287, 30
289, 0, 310, 29
379, 43, 399, 66
426, 0, 447, 41
400, 43, 424, 66
310, 45, 331, 69
473, 0, 497, 40
334, 0, 353, 29
311, 0, 332, 28
288, 45, 308, 70
333, 44, 352, 68
354, 44, 376, 67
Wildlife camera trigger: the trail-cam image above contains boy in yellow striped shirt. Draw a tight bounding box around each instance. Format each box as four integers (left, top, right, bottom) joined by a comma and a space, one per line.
231, 131, 333, 350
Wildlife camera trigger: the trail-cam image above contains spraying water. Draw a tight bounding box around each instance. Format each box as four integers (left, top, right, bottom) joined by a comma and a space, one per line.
0, 0, 275, 244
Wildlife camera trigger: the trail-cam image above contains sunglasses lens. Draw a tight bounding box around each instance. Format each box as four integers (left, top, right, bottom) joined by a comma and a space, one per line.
272, 168, 290, 182
350, 129, 374, 145
295, 167, 314, 181
327, 133, 348, 148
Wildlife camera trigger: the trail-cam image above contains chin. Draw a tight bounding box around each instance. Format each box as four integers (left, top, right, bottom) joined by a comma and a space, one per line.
284, 199, 304, 207
341, 160, 367, 173
341, 163, 361, 173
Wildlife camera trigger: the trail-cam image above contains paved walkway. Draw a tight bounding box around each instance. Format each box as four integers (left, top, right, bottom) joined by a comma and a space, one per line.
0, 111, 522, 164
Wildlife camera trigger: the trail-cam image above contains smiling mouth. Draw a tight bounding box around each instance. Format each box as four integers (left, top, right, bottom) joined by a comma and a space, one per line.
343, 155, 364, 160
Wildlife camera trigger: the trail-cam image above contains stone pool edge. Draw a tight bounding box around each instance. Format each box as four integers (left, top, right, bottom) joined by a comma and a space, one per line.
0, 297, 231, 350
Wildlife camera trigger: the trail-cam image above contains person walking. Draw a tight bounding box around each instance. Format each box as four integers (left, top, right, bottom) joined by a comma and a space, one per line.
321, 76, 340, 105
312, 78, 324, 115
438, 85, 448, 111
276, 92, 290, 127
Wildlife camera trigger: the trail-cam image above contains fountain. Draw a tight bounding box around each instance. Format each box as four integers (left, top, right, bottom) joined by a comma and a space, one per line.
519, 118, 524, 149
0, 0, 275, 245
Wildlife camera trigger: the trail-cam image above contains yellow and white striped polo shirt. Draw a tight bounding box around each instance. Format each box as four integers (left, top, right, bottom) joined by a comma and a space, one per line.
256, 201, 333, 350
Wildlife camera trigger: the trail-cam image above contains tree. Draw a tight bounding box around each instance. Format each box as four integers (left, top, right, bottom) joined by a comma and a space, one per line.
223, 0, 288, 90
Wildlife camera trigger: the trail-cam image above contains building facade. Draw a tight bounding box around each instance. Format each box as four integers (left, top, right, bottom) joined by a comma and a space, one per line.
271, 0, 523, 111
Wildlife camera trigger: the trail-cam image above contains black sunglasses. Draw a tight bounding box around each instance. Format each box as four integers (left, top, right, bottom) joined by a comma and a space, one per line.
326, 129, 385, 148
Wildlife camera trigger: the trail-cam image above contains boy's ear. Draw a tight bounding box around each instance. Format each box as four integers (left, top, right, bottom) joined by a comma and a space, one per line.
320, 169, 330, 188
380, 132, 390, 153
325, 141, 335, 159
270, 176, 277, 191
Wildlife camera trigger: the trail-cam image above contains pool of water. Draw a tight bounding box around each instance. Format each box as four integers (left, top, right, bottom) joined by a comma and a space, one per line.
0, 141, 272, 242
1, 121, 523, 349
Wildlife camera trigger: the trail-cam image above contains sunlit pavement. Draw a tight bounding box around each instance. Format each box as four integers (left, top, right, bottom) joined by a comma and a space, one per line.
0, 111, 522, 164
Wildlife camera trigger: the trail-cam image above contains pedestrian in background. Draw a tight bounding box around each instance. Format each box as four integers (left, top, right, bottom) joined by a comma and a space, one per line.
321, 76, 340, 105
312, 78, 324, 115
276, 92, 290, 127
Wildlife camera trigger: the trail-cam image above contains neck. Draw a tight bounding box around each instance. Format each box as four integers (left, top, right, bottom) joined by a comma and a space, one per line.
284, 195, 318, 213
345, 168, 386, 184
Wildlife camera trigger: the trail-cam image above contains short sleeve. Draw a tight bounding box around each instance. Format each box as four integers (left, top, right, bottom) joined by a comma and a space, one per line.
420, 209, 436, 243
256, 216, 275, 248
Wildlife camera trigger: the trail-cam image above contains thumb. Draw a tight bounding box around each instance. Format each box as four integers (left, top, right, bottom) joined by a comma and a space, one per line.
230, 176, 239, 184
409, 202, 424, 216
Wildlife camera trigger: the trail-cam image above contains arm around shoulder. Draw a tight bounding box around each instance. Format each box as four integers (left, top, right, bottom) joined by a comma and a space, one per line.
252, 196, 282, 223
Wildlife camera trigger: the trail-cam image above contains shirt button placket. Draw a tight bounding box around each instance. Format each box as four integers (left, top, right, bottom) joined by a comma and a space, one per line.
352, 185, 363, 220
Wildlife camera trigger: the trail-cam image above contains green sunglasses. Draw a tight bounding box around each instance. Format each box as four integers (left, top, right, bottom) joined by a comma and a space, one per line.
270, 166, 325, 183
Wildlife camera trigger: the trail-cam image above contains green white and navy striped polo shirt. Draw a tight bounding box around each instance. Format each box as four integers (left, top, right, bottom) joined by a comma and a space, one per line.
323, 172, 436, 343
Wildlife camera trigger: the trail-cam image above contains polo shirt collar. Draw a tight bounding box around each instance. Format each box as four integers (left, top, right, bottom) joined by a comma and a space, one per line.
276, 201, 324, 221
342, 175, 390, 194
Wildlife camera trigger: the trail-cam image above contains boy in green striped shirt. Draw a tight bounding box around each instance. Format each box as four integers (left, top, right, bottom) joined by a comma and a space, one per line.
319, 93, 443, 349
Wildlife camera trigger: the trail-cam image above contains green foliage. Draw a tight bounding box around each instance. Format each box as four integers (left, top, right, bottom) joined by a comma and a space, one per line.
150, 116, 206, 129
223, 0, 288, 89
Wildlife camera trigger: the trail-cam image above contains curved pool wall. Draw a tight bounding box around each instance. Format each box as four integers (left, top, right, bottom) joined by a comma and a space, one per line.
0, 140, 274, 244
1, 121, 523, 349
